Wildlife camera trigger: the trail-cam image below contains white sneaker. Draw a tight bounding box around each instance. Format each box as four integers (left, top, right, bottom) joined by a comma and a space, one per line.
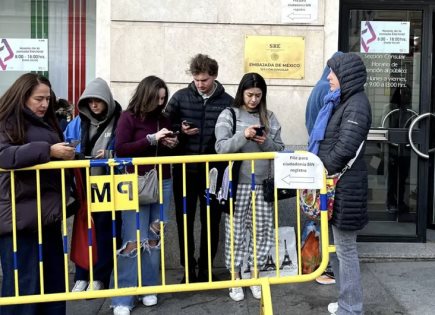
328, 302, 338, 314
250, 285, 262, 299
142, 294, 158, 306
71, 280, 88, 292
113, 305, 130, 315
86, 280, 104, 291
229, 287, 244, 301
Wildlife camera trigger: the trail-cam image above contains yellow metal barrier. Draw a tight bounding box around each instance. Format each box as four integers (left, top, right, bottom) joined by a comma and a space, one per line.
0, 152, 334, 315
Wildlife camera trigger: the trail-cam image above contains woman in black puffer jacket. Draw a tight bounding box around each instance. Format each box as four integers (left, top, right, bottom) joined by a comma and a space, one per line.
317, 53, 371, 315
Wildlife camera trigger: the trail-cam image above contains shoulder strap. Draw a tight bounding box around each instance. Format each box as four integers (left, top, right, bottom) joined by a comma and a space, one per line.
340, 141, 364, 175
227, 107, 237, 135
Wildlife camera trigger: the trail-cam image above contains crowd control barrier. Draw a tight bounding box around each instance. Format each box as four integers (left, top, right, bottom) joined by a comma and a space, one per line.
0, 151, 335, 314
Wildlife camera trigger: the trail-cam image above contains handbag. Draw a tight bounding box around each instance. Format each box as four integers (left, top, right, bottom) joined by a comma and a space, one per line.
299, 141, 365, 220
137, 121, 159, 205
263, 163, 296, 202
138, 168, 158, 204
301, 221, 320, 274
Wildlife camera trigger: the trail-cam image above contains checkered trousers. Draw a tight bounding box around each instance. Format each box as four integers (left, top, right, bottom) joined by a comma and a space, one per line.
224, 183, 274, 272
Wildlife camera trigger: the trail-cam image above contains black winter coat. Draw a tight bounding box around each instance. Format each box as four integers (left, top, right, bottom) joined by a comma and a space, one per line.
318, 53, 372, 231
166, 81, 234, 158
0, 109, 66, 235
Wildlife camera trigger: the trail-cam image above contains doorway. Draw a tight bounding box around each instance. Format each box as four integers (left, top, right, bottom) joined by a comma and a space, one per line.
339, 1, 435, 242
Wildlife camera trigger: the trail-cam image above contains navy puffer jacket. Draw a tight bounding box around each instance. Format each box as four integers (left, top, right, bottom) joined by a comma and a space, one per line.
318, 53, 372, 231
166, 81, 234, 157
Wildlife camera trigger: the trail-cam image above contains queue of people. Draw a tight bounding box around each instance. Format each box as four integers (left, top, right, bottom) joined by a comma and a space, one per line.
0, 52, 371, 315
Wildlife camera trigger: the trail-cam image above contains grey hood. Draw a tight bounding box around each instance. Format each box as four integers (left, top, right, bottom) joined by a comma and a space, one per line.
77, 78, 116, 124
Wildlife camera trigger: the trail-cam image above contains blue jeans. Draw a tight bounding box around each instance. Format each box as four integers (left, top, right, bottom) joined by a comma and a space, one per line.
330, 225, 363, 315
0, 224, 65, 315
111, 179, 172, 309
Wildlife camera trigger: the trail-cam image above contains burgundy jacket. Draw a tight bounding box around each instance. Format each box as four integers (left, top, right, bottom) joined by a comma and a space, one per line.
115, 110, 173, 179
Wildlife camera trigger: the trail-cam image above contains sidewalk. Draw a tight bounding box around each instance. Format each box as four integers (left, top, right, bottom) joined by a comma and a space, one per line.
67, 259, 435, 315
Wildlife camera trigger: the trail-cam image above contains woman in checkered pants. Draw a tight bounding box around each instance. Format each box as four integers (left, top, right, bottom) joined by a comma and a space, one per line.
215, 73, 284, 302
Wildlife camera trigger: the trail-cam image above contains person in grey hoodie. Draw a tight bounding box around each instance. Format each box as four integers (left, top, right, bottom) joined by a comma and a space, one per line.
215, 73, 284, 302
66, 78, 122, 292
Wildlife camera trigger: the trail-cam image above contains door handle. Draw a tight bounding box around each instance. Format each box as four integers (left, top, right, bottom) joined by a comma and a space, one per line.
381, 108, 418, 147
408, 112, 435, 159
381, 108, 418, 128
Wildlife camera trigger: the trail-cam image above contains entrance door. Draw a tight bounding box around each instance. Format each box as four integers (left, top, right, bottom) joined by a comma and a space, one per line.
340, 1, 435, 241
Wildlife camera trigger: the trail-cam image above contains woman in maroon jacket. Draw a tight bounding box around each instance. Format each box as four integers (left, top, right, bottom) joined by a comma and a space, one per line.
111, 76, 177, 315
0, 73, 75, 315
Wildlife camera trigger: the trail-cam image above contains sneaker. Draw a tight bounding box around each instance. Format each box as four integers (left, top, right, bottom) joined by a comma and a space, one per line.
142, 294, 158, 307
249, 285, 262, 299
316, 269, 336, 285
113, 305, 130, 315
86, 280, 104, 291
229, 287, 244, 301
71, 280, 88, 292
328, 302, 338, 314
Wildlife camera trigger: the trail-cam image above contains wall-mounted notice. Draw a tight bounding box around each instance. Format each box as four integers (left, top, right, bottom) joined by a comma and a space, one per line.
281, 0, 319, 24
360, 21, 410, 54
0, 38, 48, 71
244, 35, 305, 79
362, 53, 408, 89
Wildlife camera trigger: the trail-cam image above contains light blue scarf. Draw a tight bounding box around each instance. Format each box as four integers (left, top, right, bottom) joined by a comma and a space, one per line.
308, 89, 341, 154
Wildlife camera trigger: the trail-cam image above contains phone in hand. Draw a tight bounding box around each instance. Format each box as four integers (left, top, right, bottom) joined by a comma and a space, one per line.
254, 126, 265, 136
66, 139, 80, 148
165, 131, 180, 138
183, 121, 197, 129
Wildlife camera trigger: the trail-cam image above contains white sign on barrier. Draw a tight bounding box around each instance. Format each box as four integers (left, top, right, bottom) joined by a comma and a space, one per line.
274, 152, 324, 189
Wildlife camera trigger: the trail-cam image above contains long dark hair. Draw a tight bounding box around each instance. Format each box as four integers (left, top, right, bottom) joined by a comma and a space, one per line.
127, 75, 169, 120
0, 73, 61, 144
233, 72, 269, 130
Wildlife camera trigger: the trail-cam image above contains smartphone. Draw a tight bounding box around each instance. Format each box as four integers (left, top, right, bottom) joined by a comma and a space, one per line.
66, 139, 80, 148
183, 121, 197, 129
165, 131, 180, 138
254, 126, 265, 136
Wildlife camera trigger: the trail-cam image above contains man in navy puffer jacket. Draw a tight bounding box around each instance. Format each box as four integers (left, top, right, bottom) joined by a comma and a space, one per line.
166, 54, 234, 283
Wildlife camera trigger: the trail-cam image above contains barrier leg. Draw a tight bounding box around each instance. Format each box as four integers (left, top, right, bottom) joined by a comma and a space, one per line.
260, 280, 273, 315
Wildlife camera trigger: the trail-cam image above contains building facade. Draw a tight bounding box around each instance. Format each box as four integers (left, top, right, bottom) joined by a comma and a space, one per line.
1, 0, 434, 242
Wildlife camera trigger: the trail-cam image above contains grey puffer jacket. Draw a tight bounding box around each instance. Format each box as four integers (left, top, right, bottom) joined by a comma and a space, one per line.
0, 108, 65, 235
317, 53, 372, 231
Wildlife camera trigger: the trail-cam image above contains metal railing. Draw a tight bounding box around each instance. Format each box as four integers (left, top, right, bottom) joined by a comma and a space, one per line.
0, 151, 334, 314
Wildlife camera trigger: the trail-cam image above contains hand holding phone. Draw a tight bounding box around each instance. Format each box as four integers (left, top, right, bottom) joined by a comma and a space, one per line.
254, 126, 265, 136
65, 139, 80, 148
183, 121, 197, 129
165, 131, 180, 138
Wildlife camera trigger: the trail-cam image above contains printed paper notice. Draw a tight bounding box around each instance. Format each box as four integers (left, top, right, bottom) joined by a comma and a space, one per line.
274, 152, 324, 189
360, 21, 409, 54
281, 0, 319, 24
0, 38, 48, 71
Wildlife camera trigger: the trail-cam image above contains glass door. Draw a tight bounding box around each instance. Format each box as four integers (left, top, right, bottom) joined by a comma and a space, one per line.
340, 1, 434, 241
